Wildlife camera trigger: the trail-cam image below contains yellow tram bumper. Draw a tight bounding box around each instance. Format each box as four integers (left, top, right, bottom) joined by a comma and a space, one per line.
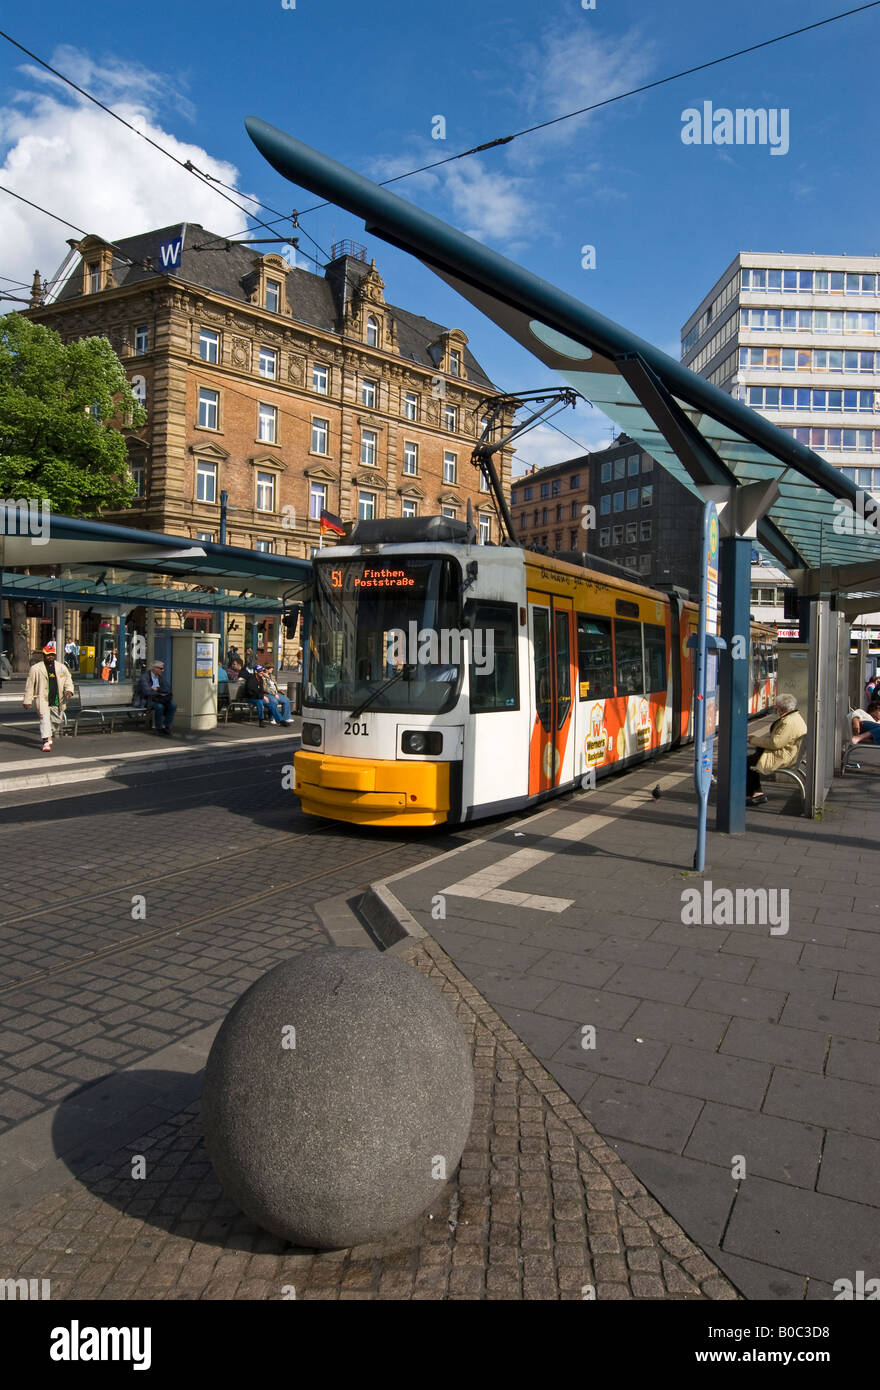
293, 750, 452, 827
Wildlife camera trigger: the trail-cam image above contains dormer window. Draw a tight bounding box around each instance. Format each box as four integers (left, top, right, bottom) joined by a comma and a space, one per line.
88, 264, 102, 294
366, 315, 379, 348
449, 348, 462, 376
265, 278, 281, 313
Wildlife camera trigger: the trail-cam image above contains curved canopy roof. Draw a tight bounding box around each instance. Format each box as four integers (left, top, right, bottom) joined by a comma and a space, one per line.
246, 116, 880, 582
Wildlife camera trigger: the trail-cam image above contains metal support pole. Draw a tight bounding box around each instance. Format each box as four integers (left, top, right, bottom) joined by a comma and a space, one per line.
118, 611, 127, 682
716, 536, 751, 834
220, 491, 228, 545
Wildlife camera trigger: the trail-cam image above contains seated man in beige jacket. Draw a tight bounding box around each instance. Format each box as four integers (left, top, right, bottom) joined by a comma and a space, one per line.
745, 693, 807, 806
23, 641, 75, 752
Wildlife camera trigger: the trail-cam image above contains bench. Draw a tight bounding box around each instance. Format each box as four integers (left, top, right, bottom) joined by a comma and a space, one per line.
768, 737, 807, 810
60, 687, 150, 736
222, 699, 265, 726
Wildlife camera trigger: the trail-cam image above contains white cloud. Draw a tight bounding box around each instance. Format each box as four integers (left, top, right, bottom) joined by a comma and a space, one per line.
0, 48, 252, 289
509, 27, 657, 174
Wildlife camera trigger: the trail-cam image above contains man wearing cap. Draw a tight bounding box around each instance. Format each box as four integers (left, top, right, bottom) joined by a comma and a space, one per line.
23, 642, 75, 752
133, 660, 176, 736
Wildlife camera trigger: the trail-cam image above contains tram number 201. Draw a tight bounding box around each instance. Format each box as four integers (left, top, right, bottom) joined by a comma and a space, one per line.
344, 721, 369, 736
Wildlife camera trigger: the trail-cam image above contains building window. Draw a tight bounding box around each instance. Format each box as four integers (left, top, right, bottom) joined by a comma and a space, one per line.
200, 329, 219, 363
624, 556, 637, 570
570, 529, 579, 549
441, 506, 457, 519
312, 418, 329, 454
625, 522, 637, 543
361, 429, 377, 466
613, 491, 624, 512
130, 463, 146, 498
614, 458, 626, 479
366, 316, 379, 347
444, 404, 457, 431
258, 403, 278, 444
523, 486, 532, 501
540, 483, 550, 500
88, 263, 101, 294
628, 455, 640, 476
358, 490, 376, 520
554, 532, 562, 550
640, 520, 652, 540
552, 479, 561, 497
626, 488, 638, 510
570, 474, 580, 489
569, 501, 578, 519
134, 325, 149, 354
255, 539, 275, 554
479, 515, 491, 545
404, 391, 418, 421
443, 452, 457, 484
480, 471, 490, 493
556, 504, 563, 521
612, 524, 623, 544
449, 348, 461, 376
256, 471, 275, 512
265, 278, 281, 313
641, 485, 654, 507
642, 456, 653, 472
198, 388, 219, 430
361, 378, 377, 408
402, 498, 418, 518
638, 555, 651, 575
309, 482, 327, 519
600, 461, 612, 483
196, 530, 213, 542
312, 363, 329, 394
403, 441, 418, 475
259, 347, 278, 380
600, 494, 611, 515
542, 508, 549, 524
599, 527, 610, 547
196, 459, 217, 503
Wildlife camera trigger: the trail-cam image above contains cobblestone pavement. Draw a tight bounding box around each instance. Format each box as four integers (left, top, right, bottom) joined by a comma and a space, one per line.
0, 937, 737, 1300
0, 753, 467, 1137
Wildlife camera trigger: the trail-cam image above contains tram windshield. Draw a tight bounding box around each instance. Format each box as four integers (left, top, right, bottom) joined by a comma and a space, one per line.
307, 555, 463, 713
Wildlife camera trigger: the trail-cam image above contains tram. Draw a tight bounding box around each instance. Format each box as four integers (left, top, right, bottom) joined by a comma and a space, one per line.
294, 517, 777, 828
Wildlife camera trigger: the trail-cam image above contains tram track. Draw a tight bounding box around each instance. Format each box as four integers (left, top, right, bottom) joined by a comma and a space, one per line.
0, 832, 425, 999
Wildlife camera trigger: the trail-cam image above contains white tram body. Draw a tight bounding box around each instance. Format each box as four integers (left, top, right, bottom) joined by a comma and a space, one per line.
294, 521, 775, 829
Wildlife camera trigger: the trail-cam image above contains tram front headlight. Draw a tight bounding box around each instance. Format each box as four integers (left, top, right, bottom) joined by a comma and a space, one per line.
401, 730, 442, 755
301, 721, 323, 747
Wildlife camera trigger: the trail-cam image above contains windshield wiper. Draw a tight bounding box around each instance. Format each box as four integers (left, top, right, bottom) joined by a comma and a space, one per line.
349, 664, 415, 720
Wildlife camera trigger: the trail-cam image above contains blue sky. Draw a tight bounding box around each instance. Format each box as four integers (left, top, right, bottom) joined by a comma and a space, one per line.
1, 0, 878, 470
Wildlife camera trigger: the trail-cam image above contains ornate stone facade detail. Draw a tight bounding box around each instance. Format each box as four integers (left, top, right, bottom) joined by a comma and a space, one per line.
231, 336, 251, 369
287, 354, 306, 385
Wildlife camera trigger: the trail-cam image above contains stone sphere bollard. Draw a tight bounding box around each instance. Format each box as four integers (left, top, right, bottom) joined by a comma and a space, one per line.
202, 947, 474, 1249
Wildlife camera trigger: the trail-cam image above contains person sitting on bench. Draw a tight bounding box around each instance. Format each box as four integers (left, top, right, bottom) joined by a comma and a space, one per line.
745, 693, 807, 806
850, 700, 880, 745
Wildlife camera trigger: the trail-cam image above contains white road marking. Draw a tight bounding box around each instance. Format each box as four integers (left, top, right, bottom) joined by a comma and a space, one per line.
439, 769, 693, 913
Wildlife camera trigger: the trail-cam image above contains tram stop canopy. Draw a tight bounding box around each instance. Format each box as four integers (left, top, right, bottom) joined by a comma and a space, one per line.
245, 116, 880, 824
1, 511, 312, 639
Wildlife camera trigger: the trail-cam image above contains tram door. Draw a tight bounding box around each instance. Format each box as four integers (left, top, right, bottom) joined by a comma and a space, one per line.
528, 594, 575, 795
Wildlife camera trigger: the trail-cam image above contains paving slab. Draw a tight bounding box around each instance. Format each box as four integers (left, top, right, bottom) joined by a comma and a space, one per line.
371, 743, 880, 1298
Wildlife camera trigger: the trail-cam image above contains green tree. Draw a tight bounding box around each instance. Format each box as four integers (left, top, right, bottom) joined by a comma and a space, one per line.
0, 313, 146, 670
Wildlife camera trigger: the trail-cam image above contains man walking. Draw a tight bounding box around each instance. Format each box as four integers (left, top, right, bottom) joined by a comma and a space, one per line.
23, 641, 75, 752
134, 659, 177, 735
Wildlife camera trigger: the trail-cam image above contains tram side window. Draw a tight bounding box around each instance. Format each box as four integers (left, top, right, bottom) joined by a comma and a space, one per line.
644, 624, 667, 692
615, 619, 644, 695
576, 615, 614, 699
468, 602, 519, 712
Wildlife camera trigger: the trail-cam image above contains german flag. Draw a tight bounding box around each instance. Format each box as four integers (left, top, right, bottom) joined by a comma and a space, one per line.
319, 509, 346, 536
